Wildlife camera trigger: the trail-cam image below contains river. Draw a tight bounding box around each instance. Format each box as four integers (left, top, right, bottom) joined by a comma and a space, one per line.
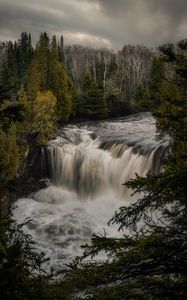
13, 113, 167, 272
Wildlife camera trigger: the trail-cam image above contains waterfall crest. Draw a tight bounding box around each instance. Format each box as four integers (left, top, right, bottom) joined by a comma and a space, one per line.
44, 129, 162, 199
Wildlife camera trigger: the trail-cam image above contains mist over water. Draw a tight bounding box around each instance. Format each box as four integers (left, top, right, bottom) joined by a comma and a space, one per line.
13, 113, 167, 272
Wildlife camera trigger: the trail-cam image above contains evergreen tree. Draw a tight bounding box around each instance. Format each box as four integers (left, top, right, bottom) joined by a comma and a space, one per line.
0, 41, 19, 103
135, 84, 150, 111
0, 216, 71, 300
17, 32, 33, 82
49, 36, 72, 121
27, 33, 72, 122
0, 33, 33, 104
105, 83, 124, 117
79, 74, 108, 119
0, 123, 20, 185
63, 40, 187, 300
149, 57, 165, 108
58, 34, 64, 62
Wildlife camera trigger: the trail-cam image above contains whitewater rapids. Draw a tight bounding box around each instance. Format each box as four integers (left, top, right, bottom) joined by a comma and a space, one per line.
13, 113, 167, 272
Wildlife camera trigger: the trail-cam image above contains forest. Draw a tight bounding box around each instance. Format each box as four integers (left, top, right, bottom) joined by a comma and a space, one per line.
0, 32, 187, 299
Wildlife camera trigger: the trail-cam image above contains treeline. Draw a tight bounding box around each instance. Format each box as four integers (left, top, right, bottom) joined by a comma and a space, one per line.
0, 32, 72, 187
0, 32, 167, 122
64, 44, 155, 116
0, 32, 71, 121
0, 31, 162, 187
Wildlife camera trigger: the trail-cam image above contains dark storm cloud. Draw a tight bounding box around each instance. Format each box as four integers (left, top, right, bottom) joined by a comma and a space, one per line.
0, 0, 186, 49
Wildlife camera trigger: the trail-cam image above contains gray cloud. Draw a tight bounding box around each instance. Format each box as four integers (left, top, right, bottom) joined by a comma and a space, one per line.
95, 0, 187, 17
0, 0, 186, 49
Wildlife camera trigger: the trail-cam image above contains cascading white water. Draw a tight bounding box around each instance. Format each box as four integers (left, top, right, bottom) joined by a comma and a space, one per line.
13, 113, 167, 272
46, 134, 156, 198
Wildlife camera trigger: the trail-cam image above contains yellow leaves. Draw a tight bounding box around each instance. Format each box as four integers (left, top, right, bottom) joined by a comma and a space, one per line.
27, 57, 42, 100
32, 90, 57, 144
0, 88, 57, 184
18, 85, 28, 106
26, 33, 72, 122
18, 87, 57, 144
50, 61, 72, 121
34, 90, 57, 115
0, 100, 12, 112
0, 124, 20, 183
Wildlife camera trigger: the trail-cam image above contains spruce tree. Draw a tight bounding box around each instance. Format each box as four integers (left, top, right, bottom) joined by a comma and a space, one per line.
79, 74, 108, 119
63, 40, 187, 300
149, 57, 165, 108
27, 33, 72, 122
0, 41, 19, 103
58, 34, 64, 62
17, 32, 33, 82
135, 84, 150, 111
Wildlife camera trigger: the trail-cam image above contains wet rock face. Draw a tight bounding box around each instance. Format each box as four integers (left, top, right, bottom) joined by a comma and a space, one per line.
1, 145, 45, 215
14, 146, 42, 195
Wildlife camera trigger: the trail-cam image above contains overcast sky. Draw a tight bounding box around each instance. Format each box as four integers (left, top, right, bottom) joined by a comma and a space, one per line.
0, 0, 186, 49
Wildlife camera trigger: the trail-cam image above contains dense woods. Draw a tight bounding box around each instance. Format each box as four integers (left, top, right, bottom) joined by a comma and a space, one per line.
0, 33, 161, 120
64, 44, 154, 116
0, 33, 186, 299
0, 32, 157, 188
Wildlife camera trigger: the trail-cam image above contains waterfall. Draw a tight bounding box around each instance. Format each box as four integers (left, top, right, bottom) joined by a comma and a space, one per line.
13, 113, 167, 272
44, 135, 161, 199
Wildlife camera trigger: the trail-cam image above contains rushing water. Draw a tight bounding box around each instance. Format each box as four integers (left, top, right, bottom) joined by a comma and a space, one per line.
13, 113, 167, 272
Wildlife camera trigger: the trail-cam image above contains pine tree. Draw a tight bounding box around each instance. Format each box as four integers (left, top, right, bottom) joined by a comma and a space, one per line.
49, 36, 72, 121
149, 57, 165, 108
79, 74, 108, 119
17, 32, 33, 82
58, 34, 64, 62
63, 40, 187, 300
135, 84, 150, 111
0, 41, 19, 103
27, 33, 72, 122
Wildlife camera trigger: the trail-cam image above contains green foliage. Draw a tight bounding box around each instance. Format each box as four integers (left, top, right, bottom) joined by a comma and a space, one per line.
18, 87, 57, 145
0, 32, 70, 189
0, 123, 20, 184
32, 91, 57, 144
17, 32, 33, 83
0, 33, 33, 104
78, 74, 108, 119
62, 39, 187, 299
135, 84, 150, 111
0, 216, 70, 300
148, 57, 166, 108
0, 98, 30, 189
105, 85, 124, 117
154, 40, 187, 169
0, 41, 19, 102
49, 59, 72, 121
27, 32, 72, 122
